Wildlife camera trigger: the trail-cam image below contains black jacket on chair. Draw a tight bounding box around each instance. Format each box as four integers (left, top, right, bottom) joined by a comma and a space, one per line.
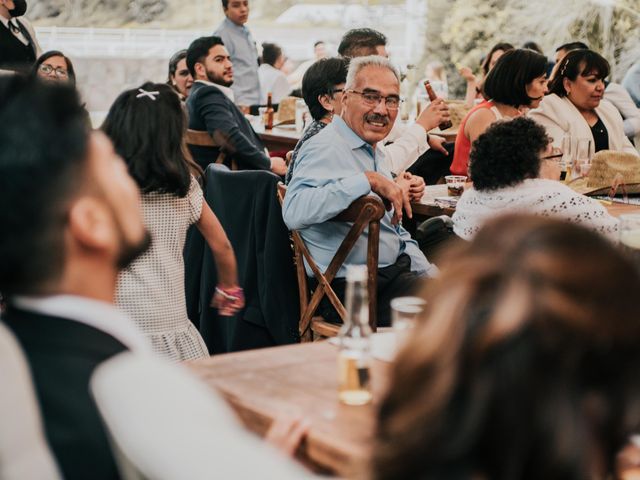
2, 307, 126, 480
184, 167, 299, 353
186, 81, 271, 172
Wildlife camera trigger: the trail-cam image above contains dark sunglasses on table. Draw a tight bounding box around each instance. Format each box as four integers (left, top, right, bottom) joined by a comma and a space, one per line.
38, 64, 68, 78
347, 89, 403, 110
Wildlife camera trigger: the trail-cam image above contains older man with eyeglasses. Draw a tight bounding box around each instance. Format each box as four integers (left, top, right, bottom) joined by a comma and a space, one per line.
282, 56, 437, 327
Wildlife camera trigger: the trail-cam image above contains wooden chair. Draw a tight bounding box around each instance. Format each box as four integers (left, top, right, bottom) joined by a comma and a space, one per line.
277, 183, 385, 341
185, 129, 237, 169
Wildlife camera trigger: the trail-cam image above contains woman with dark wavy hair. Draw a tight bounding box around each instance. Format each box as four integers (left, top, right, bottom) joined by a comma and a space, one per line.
373, 214, 640, 480
102, 82, 243, 361
452, 117, 617, 240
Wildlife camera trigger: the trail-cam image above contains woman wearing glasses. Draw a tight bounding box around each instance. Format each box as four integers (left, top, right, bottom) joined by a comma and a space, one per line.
32, 50, 75, 85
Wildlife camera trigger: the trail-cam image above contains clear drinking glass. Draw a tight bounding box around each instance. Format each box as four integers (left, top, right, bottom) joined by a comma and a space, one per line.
391, 296, 426, 345
561, 134, 573, 177
575, 138, 592, 178
445, 175, 467, 196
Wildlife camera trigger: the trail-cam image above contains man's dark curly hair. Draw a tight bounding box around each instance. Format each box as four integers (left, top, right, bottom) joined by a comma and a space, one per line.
469, 117, 550, 191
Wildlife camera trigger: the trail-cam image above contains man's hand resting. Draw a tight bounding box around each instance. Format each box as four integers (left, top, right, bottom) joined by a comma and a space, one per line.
365, 171, 412, 224
270, 157, 287, 176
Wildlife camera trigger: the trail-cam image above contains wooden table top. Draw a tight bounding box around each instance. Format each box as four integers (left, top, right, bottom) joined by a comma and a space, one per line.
253, 123, 301, 152
187, 341, 389, 477
412, 183, 640, 219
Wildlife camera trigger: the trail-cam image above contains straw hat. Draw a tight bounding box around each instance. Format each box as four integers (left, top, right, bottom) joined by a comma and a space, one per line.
569, 150, 640, 196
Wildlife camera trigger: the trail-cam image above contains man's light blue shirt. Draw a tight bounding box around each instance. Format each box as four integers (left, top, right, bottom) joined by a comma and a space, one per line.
282, 115, 435, 278
214, 17, 261, 106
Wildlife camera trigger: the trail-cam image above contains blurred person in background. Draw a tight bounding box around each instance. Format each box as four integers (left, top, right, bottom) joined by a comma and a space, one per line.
0, 0, 40, 74
258, 42, 291, 105
551, 43, 640, 141
167, 49, 193, 100
531, 49, 639, 156
459, 42, 514, 108
373, 214, 640, 480
623, 59, 640, 108
338, 28, 388, 58
416, 60, 448, 99
213, 0, 260, 111
451, 48, 548, 176
523, 40, 554, 77
31, 50, 76, 85
287, 40, 328, 91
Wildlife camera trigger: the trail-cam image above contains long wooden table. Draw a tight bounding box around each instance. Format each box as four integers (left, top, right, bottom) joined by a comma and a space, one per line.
412, 184, 640, 219
253, 124, 300, 152
187, 341, 389, 477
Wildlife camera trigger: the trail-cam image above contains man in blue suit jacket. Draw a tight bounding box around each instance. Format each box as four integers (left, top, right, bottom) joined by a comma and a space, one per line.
186, 36, 287, 175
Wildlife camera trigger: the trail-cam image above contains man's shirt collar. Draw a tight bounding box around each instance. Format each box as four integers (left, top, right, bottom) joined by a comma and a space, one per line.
333, 115, 379, 158
195, 79, 235, 102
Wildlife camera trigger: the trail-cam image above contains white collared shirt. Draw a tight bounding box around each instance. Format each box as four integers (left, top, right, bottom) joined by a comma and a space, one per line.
0, 15, 29, 46
195, 79, 235, 102
12, 295, 152, 353
258, 63, 291, 105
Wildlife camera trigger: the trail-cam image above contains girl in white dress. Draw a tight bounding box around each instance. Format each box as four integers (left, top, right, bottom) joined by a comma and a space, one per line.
103, 82, 243, 361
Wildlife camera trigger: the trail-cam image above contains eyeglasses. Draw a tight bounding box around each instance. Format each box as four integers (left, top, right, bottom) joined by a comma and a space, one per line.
347, 89, 402, 110
330, 88, 344, 94
38, 64, 69, 78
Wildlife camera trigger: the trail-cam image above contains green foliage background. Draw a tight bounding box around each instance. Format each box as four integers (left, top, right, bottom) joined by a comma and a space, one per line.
425, 0, 640, 96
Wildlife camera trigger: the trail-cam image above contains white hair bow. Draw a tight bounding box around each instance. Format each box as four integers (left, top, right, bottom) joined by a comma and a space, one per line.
136, 88, 160, 100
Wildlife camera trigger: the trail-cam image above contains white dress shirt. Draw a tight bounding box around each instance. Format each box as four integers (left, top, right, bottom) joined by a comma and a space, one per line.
258, 63, 291, 105
12, 295, 152, 353
194, 79, 235, 102
380, 121, 430, 174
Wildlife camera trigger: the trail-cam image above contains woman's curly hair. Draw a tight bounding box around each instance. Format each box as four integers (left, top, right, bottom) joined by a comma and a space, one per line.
469, 116, 550, 191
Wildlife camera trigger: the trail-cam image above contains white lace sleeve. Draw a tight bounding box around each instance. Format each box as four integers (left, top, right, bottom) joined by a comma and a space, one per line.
535, 188, 619, 241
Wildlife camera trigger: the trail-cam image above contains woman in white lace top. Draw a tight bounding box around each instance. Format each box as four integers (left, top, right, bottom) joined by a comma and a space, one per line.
453, 117, 618, 241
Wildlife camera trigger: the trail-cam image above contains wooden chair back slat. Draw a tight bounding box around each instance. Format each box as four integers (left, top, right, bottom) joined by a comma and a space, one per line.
185, 129, 233, 168
277, 183, 384, 340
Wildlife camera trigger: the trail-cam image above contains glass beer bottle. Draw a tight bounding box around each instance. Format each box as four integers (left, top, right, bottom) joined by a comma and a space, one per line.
423, 80, 452, 131
265, 92, 275, 130
338, 265, 373, 406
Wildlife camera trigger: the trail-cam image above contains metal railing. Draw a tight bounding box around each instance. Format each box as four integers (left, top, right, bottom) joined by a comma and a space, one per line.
36, 26, 210, 58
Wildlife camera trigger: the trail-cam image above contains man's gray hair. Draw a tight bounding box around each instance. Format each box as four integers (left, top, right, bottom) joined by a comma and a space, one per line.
344, 55, 400, 90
